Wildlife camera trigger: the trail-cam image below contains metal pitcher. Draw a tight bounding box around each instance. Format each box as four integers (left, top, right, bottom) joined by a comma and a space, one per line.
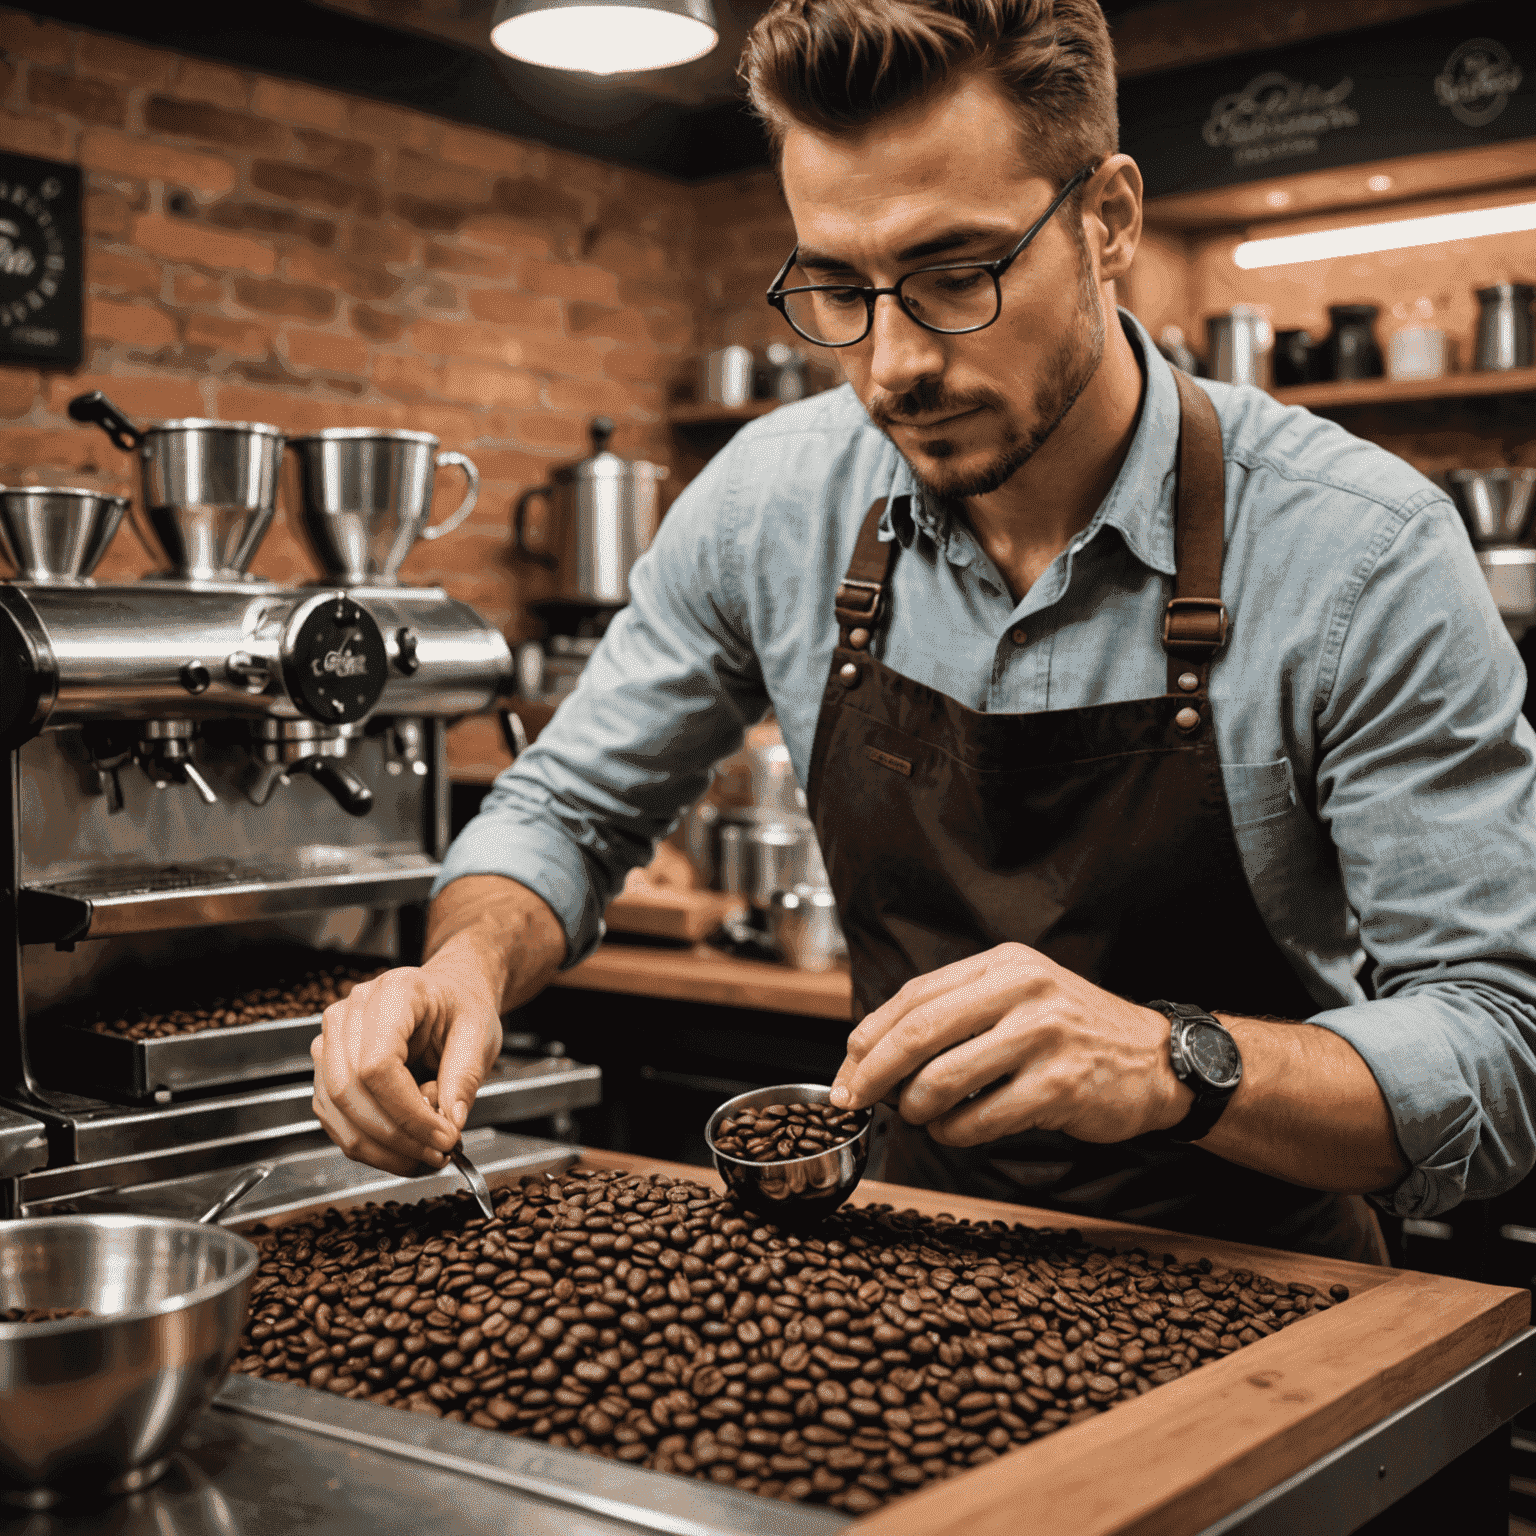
1474, 284, 1534, 372
1205, 307, 1272, 388
0, 485, 128, 584
67, 392, 284, 582
514, 418, 667, 606
288, 429, 479, 586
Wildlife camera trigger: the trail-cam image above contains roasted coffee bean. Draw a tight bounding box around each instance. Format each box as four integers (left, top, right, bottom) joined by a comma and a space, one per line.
0, 1306, 91, 1324
236, 1168, 1341, 1517
713, 1101, 869, 1164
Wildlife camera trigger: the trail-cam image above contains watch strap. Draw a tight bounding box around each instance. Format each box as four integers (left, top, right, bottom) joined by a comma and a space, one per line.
1147, 999, 1241, 1144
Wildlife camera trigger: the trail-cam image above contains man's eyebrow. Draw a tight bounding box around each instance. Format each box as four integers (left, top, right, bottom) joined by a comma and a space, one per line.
796, 226, 1012, 274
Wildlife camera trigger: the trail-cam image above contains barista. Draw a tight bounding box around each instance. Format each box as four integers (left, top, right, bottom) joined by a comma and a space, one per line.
313, 0, 1536, 1261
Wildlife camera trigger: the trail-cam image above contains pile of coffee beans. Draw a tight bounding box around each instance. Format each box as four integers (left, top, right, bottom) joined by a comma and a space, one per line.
231, 1167, 1348, 1515
712, 1103, 866, 1163
1, 1306, 91, 1324
89, 961, 384, 1041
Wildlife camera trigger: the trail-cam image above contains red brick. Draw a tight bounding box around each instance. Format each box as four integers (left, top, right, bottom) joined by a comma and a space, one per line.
285, 328, 368, 376
0, 369, 41, 420
352, 304, 405, 342
348, 99, 439, 153
343, 222, 415, 266
518, 258, 618, 306
184, 313, 273, 358
213, 386, 405, 434
0, 428, 107, 474
144, 96, 282, 153
85, 297, 177, 349
392, 194, 471, 234
173, 270, 223, 305
491, 176, 586, 227
456, 215, 551, 257
393, 149, 491, 206
510, 411, 590, 453
424, 242, 517, 280
460, 447, 555, 485
85, 188, 133, 238
251, 78, 349, 134
207, 200, 336, 249
438, 362, 539, 410
132, 214, 276, 275
0, 13, 72, 65
79, 129, 236, 195
468, 289, 562, 329
232, 275, 336, 321
568, 302, 647, 344
643, 308, 694, 348
170, 59, 250, 109
543, 375, 656, 419
405, 319, 521, 366
446, 711, 514, 778
372, 353, 441, 401
44, 373, 205, 421
87, 248, 160, 298
26, 68, 126, 127
285, 247, 401, 302
0, 110, 73, 160
251, 160, 375, 215
604, 344, 666, 384
293, 128, 374, 180
74, 33, 173, 86
517, 334, 609, 379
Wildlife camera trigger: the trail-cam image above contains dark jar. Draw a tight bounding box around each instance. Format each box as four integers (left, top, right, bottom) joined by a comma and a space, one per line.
1324, 304, 1384, 381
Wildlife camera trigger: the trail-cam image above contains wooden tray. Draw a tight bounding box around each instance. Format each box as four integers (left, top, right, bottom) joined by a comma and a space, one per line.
235, 1149, 1529, 1536
603, 887, 746, 942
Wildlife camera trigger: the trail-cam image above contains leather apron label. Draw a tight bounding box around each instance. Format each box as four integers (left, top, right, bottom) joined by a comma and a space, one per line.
864, 745, 913, 776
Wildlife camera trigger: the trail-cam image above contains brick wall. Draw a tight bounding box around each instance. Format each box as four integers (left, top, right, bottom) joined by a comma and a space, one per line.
0, 9, 703, 777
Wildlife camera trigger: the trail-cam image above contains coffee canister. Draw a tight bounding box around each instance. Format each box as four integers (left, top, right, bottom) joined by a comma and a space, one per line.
1474, 284, 1534, 372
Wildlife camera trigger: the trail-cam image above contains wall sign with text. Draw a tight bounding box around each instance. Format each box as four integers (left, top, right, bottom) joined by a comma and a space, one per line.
1120, 2, 1533, 200
0, 152, 83, 370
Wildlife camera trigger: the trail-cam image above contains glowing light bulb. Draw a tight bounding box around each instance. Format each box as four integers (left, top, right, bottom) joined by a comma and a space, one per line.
1233, 201, 1536, 270
491, 1, 718, 74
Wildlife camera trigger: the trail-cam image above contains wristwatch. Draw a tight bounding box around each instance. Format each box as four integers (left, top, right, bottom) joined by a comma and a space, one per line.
1147, 1000, 1243, 1143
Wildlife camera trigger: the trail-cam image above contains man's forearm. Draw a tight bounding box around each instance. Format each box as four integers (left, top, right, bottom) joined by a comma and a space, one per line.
1197, 1016, 1407, 1194
423, 875, 567, 1014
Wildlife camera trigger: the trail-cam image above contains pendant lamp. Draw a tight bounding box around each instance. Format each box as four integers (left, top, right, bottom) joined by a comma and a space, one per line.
490, 0, 719, 75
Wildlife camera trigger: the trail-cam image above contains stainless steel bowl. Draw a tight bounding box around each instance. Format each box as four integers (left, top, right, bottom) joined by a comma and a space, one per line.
0, 485, 128, 584
0, 1215, 257, 1507
706, 1083, 872, 1226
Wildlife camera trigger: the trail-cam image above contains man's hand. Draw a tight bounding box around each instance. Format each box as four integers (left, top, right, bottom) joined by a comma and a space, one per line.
312, 876, 566, 1175
828, 943, 1190, 1145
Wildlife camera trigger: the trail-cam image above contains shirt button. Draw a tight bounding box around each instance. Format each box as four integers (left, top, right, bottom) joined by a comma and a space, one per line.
1011, 628, 1027, 645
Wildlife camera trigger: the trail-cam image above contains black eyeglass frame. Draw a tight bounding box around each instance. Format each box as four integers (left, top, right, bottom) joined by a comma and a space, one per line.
765, 163, 1097, 348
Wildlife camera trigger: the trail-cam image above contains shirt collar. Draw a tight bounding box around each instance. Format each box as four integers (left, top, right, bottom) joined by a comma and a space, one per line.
876, 308, 1181, 580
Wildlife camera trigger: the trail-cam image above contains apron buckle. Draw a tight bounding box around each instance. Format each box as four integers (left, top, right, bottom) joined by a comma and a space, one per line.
1162, 597, 1230, 657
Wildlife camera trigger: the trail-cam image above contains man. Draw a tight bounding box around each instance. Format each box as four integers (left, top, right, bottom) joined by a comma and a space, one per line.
314, 0, 1536, 1260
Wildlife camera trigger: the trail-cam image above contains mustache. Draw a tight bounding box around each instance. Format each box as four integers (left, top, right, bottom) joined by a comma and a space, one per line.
867, 379, 1004, 429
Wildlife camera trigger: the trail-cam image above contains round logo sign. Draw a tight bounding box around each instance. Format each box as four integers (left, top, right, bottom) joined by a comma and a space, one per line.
1435, 37, 1524, 128
0, 173, 68, 350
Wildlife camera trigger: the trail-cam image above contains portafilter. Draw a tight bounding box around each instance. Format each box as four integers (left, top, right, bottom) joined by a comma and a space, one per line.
68, 391, 284, 583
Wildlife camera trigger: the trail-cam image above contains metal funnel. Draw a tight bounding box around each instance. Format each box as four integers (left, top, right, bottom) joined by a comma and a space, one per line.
0, 486, 129, 584
1448, 469, 1536, 547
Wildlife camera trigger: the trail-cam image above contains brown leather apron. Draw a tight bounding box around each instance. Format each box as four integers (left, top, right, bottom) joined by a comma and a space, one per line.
805, 370, 1386, 1263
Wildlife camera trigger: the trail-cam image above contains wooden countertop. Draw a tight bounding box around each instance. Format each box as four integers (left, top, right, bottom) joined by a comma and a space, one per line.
574, 1150, 1529, 1536
550, 940, 854, 1021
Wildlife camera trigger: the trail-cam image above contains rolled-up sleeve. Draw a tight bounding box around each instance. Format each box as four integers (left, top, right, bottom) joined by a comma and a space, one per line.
432, 445, 767, 963
1308, 493, 1536, 1217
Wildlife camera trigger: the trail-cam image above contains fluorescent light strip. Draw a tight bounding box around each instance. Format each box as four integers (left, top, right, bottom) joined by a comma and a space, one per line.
1233, 200, 1536, 270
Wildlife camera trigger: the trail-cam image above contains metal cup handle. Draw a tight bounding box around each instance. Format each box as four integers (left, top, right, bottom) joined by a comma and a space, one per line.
124, 498, 167, 570
420, 450, 478, 542
512, 484, 559, 571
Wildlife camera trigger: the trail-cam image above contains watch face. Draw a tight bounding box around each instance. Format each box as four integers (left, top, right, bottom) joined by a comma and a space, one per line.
1185, 1022, 1241, 1088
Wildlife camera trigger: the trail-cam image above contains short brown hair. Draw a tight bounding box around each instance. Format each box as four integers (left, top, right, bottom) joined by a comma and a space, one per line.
741, 0, 1117, 188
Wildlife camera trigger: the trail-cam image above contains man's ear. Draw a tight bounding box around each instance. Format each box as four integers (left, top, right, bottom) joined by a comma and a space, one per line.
1086, 154, 1143, 284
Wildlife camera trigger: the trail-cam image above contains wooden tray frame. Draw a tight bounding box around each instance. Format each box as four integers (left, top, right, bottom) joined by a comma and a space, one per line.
234, 1148, 1529, 1536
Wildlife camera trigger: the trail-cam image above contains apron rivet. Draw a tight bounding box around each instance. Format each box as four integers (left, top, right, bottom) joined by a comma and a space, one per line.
1175, 705, 1201, 731
1178, 671, 1200, 692
849, 628, 870, 650
839, 662, 861, 687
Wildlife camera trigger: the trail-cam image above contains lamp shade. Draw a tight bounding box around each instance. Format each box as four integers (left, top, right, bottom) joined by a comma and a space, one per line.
490, 0, 718, 75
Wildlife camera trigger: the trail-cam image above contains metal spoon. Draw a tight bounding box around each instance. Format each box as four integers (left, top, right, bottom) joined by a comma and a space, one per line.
197, 1164, 273, 1225
448, 1141, 495, 1220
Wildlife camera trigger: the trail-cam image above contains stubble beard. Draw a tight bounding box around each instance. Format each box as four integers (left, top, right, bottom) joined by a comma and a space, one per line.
868, 253, 1108, 503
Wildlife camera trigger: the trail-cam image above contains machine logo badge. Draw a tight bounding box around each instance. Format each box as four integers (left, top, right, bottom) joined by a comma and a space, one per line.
1201, 71, 1358, 170
1435, 38, 1523, 128
315, 644, 369, 679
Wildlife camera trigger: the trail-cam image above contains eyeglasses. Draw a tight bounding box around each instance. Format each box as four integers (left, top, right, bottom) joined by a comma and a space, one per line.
765, 164, 1096, 349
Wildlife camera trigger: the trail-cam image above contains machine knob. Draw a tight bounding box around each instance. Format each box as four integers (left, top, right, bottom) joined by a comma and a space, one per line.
394, 627, 421, 676
179, 660, 211, 695
225, 652, 270, 694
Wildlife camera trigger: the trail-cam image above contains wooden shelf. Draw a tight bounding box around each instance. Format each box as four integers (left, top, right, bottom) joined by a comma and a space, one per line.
666, 400, 779, 428
1273, 365, 1536, 410
550, 938, 852, 1020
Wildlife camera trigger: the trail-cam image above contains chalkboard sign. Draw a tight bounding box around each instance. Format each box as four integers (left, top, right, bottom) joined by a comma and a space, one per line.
0, 152, 82, 369
1120, 1, 1534, 200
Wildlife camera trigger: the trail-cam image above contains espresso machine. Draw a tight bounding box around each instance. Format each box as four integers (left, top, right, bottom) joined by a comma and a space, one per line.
0, 396, 599, 1221
510, 417, 666, 705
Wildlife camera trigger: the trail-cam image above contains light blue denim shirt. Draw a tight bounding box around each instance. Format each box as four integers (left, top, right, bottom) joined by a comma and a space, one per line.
442, 311, 1536, 1221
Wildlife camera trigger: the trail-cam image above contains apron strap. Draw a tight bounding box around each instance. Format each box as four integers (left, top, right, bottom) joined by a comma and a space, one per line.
1164, 369, 1231, 696
834, 497, 900, 644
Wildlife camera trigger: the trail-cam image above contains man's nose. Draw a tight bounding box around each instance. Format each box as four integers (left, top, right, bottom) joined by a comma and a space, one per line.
865, 293, 947, 399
